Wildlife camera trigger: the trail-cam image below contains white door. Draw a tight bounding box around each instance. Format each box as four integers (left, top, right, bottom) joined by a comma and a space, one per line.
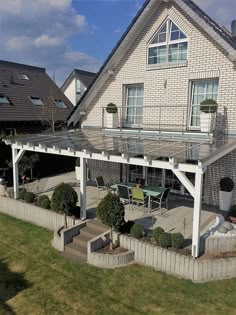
125, 85, 144, 128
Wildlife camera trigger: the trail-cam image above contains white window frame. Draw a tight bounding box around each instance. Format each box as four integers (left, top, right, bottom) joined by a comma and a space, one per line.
188, 79, 219, 130
29, 96, 44, 106
147, 18, 188, 65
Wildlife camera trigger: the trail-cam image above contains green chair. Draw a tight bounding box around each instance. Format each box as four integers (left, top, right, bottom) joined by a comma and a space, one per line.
131, 187, 149, 211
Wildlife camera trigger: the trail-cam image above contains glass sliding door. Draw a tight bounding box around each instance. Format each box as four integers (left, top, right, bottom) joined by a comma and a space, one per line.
125, 85, 144, 127
190, 80, 218, 128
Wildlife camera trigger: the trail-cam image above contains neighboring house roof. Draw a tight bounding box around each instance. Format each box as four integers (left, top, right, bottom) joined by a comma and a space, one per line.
61, 69, 97, 91
67, 0, 236, 127
0, 60, 73, 122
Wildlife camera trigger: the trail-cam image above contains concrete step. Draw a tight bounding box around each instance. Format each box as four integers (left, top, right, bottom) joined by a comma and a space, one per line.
86, 220, 109, 234
61, 251, 87, 263
73, 234, 90, 248
80, 226, 101, 239
64, 242, 87, 262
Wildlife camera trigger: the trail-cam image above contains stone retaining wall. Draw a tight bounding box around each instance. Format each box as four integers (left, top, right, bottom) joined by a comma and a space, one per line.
119, 234, 236, 282
88, 250, 134, 268
203, 235, 236, 253
0, 196, 77, 231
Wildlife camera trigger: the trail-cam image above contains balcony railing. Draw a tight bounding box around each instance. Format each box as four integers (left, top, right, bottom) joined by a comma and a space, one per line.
101, 105, 227, 136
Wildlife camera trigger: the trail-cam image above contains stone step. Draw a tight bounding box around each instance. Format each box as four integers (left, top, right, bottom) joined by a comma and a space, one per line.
86, 220, 109, 234
73, 234, 90, 248
64, 242, 87, 262
80, 226, 101, 239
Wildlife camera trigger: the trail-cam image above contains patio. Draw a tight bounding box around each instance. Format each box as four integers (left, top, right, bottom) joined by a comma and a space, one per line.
26, 171, 219, 241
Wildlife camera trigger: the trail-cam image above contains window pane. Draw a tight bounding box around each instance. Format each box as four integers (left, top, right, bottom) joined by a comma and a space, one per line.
126, 86, 143, 126
179, 42, 188, 60
171, 31, 179, 41
158, 33, 166, 43
0, 96, 10, 104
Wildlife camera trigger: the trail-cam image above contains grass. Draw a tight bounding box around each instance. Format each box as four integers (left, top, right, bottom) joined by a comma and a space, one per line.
0, 213, 235, 315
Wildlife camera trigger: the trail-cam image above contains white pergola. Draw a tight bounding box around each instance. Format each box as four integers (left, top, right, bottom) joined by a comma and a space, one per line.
5, 129, 236, 258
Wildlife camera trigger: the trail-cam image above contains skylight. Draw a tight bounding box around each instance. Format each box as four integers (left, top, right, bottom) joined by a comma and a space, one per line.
17, 73, 29, 80
30, 97, 44, 106
0, 95, 10, 104
54, 99, 67, 109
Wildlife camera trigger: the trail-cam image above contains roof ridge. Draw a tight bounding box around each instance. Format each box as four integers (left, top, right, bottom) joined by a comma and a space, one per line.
74, 69, 96, 76
0, 60, 45, 72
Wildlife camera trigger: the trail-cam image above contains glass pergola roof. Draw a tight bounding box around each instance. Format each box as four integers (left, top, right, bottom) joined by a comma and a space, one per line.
5, 129, 236, 166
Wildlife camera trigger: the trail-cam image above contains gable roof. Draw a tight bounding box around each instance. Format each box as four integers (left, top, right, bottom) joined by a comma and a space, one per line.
61, 69, 96, 91
0, 60, 74, 122
67, 0, 236, 127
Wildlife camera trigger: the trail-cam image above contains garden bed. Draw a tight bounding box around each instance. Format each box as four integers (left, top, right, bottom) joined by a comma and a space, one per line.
97, 244, 128, 255
200, 251, 236, 260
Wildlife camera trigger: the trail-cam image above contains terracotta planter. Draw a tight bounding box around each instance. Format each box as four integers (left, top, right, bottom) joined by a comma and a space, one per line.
219, 190, 233, 212
200, 112, 216, 133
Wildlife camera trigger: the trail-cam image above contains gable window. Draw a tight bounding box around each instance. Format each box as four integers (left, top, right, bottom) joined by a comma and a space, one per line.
54, 99, 67, 109
17, 73, 29, 80
148, 19, 188, 65
189, 80, 219, 128
0, 95, 10, 104
30, 96, 44, 106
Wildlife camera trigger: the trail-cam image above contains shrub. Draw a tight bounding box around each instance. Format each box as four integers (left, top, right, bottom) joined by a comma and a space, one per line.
69, 206, 81, 218
106, 103, 117, 114
97, 192, 124, 231
119, 220, 135, 234
200, 99, 218, 113
40, 197, 51, 209
153, 227, 165, 242
159, 232, 171, 248
229, 205, 236, 217
24, 192, 35, 203
18, 188, 26, 200
51, 183, 78, 214
130, 223, 144, 239
171, 233, 184, 249
220, 177, 234, 192
37, 195, 49, 206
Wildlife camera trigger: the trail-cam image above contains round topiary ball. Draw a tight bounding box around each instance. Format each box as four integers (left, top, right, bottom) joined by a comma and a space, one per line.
159, 232, 171, 248
24, 192, 35, 203
51, 183, 78, 214
18, 188, 26, 200
152, 227, 164, 242
171, 233, 184, 249
37, 195, 48, 207
130, 223, 144, 239
40, 197, 51, 209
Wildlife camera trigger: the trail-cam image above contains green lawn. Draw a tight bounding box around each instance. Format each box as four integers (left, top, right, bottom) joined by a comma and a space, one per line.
0, 213, 235, 315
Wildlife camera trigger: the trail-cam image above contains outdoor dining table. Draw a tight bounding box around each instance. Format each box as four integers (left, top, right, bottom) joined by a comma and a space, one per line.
110, 183, 166, 213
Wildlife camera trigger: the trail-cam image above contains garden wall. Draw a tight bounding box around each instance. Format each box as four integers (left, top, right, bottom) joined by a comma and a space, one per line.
203, 235, 236, 253
88, 251, 134, 268
0, 196, 79, 231
119, 234, 236, 282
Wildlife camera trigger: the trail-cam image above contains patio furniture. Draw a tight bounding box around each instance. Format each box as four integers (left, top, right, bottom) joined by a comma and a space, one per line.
131, 187, 149, 211
95, 176, 108, 201
151, 188, 170, 214
117, 184, 132, 210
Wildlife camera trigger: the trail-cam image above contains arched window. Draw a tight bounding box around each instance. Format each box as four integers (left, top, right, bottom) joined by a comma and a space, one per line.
148, 19, 188, 65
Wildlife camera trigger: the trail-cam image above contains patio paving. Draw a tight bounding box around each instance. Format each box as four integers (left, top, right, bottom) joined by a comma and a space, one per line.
26, 171, 219, 240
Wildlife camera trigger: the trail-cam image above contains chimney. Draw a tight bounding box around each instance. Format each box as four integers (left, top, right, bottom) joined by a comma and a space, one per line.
231, 20, 236, 36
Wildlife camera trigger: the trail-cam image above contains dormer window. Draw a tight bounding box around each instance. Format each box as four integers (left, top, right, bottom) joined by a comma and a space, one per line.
54, 99, 67, 109
148, 19, 188, 65
17, 73, 29, 80
0, 95, 10, 104
30, 96, 44, 106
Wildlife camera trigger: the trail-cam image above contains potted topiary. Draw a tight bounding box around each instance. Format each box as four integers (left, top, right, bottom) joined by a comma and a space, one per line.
105, 103, 118, 129
219, 177, 234, 212
75, 158, 80, 181
200, 99, 218, 133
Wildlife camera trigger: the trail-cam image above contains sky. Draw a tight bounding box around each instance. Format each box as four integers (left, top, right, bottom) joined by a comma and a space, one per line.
0, 0, 235, 86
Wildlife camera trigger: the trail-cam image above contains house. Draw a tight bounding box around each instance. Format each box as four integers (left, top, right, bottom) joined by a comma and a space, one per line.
5, 0, 236, 258
61, 69, 96, 106
0, 60, 73, 136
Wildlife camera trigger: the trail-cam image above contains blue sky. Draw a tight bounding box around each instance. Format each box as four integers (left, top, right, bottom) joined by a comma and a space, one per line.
0, 0, 235, 85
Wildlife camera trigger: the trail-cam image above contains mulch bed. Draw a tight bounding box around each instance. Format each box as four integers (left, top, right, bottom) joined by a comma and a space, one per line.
199, 251, 236, 260
97, 244, 128, 255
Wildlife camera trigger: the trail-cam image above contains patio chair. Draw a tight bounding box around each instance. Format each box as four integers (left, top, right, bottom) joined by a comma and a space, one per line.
95, 176, 108, 201
117, 184, 132, 210
151, 188, 170, 214
131, 187, 149, 212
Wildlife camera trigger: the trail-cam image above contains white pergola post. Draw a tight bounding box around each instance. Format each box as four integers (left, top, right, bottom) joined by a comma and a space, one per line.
80, 157, 87, 220
192, 171, 204, 258
12, 146, 25, 199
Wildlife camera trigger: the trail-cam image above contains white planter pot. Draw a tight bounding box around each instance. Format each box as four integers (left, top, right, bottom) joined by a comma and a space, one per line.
106, 113, 118, 129
75, 166, 80, 181
219, 190, 233, 212
200, 112, 216, 133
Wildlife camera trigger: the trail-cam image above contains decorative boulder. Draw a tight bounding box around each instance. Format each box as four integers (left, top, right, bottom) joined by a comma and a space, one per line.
222, 221, 234, 231
218, 225, 228, 234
